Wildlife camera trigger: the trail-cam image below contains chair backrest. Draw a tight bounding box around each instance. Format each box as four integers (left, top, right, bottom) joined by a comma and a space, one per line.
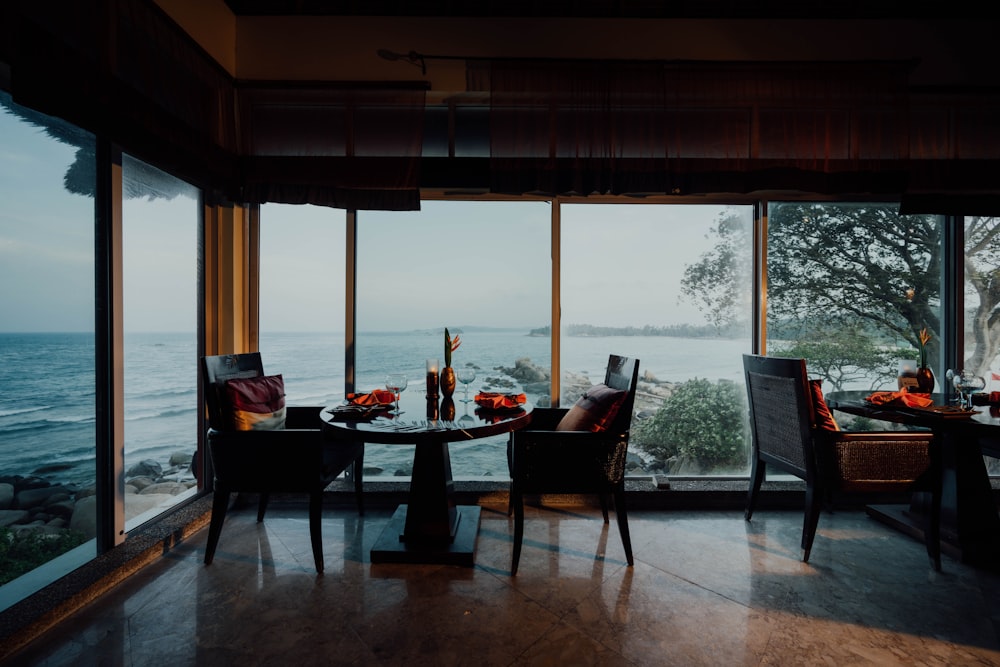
742, 353, 815, 480
604, 354, 641, 436
202, 353, 264, 431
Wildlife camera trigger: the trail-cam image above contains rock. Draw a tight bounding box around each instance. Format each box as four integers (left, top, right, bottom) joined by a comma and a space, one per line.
169, 451, 192, 467
128, 476, 155, 491
124, 494, 177, 521
16, 485, 71, 510
139, 482, 188, 496
70, 495, 97, 540
0, 483, 13, 510
126, 460, 162, 479
0, 509, 30, 527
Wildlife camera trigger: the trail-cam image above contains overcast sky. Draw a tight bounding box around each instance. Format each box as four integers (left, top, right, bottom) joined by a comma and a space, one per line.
1, 102, 744, 334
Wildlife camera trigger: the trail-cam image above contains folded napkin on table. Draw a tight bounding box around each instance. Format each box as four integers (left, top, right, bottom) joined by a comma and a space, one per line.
865, 391, 933, 408
346, 389, 395, 406
474, 391, 527, 410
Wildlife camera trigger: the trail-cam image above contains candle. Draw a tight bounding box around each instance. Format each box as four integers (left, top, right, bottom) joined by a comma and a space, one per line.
426, 358, 439, 397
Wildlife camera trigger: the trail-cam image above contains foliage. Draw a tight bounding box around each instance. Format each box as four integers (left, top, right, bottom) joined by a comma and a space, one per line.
633, 378, 748, 471
680, 205, 1000, 375
680, 210, 753, 331
769, 324, 908, 391
0, 527, 88, 586
444, 328, 461, 367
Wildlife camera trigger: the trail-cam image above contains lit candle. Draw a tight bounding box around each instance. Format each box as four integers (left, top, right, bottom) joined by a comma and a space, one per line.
426, 358, 439, 397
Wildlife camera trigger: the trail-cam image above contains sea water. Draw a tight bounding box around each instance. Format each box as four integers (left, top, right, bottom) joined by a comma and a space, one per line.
0, 331, 750, 488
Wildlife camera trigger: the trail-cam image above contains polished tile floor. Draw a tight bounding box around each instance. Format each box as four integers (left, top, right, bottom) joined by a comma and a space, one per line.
7, 501, 1000, 666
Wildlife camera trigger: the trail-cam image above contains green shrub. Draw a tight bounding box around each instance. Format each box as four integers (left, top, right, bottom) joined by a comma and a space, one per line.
633, 377, 748, 472
0, 527, 88, 586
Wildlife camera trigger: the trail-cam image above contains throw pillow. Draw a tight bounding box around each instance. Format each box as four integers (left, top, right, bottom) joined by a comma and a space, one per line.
809, 379, 840, 431
556, 383, 628, 432
224, 374, 287, 431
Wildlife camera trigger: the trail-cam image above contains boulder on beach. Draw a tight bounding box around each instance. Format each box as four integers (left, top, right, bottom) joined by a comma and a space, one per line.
126, 459, 163, 479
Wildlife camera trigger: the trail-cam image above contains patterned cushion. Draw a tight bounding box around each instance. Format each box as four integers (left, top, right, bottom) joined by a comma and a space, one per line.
809, 379, 840, 431
224, 374, 286, 431
556, 383, 628, 432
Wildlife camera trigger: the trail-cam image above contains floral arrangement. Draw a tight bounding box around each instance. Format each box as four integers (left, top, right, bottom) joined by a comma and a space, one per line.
445, 328, 461, 368
918, 327, 931, 368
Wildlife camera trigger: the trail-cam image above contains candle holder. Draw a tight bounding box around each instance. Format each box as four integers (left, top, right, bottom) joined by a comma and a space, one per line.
426, 358, 439, 398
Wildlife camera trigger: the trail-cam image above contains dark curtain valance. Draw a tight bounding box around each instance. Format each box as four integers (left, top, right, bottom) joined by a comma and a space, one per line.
469, 59, 914, 196
238, 84, 426, 211
1, 0, 425, 210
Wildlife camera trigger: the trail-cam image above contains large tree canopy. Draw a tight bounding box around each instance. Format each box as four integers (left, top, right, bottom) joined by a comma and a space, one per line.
682, 204, 1000, 375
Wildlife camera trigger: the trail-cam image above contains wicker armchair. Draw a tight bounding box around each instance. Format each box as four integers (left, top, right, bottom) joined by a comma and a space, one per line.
508, 354, 640, 575
201, 353, 364, 573
742, 353, 941, 570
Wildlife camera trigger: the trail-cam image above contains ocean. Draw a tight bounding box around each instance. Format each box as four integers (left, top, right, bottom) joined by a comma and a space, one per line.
0, 331, 750, 488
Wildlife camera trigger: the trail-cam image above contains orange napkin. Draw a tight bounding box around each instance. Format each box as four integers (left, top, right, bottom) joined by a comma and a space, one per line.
865, 391, 933, 408
474, 391, 527, 410
346, 389, 395, 406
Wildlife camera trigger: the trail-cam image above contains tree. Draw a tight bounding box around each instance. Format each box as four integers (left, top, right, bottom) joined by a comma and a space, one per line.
633, 378, 747, 472
768, 326, 906, 391
680, 205, 1000, 376
963, 216, 1000, 373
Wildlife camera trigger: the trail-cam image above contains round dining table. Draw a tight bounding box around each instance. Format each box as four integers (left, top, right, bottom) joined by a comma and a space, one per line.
825, 390, 1000, 568
320, 391, 532, 566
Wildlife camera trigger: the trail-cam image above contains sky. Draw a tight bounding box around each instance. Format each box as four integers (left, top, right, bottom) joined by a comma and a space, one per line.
1, 99, 747, 334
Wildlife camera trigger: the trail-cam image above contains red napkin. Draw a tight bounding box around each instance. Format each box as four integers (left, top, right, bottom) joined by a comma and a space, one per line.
865, 391, 933, 408
474, 391, 527, 410
346, 389, 395, 406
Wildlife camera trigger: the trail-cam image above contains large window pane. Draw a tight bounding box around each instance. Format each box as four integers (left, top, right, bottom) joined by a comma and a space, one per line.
122, 156, 199, 530
356, 200, 551, 479
962, 215, 1000, 474
0, 92, 97, 605
258, 204, 346, 408
767, 202, 945, 422
561, 204, 755, 477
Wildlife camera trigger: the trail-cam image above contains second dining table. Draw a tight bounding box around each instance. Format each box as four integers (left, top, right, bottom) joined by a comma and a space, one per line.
320, 389, 532, 566
825, 390, 1000, 568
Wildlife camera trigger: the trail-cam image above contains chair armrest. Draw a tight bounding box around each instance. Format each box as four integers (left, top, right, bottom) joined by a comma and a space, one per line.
523, 407, 569, 431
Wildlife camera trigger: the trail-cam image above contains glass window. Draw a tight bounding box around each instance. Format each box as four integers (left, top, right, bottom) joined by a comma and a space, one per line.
962, 215, 1000, 474
121, 155, 199, 530
355, 200, 551, 479
561, 203, 755, 477
0, 91, 97, 606
258, 204, 346, 408
767, 202, 945, 423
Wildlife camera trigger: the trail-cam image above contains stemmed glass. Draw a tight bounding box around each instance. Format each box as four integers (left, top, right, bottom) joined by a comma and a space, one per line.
953, 370, 986, 408
456, 367, 477, 403
385, 373, 407, 414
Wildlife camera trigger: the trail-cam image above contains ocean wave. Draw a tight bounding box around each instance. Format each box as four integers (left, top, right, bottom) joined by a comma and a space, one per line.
124, 407, 198, 422
0, 405, 52, 418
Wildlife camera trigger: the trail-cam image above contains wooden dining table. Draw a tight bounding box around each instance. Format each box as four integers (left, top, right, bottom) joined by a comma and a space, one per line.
825, 390, 1000, 568
320, 391, 532, 566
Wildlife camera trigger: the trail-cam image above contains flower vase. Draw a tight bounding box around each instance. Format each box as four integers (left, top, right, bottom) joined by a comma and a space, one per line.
440, 366, 456, 397
916, 366, 935, 393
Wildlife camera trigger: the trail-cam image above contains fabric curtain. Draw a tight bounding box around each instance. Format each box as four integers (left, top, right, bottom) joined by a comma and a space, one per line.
471, 59, 914, 197
238, 84, 426, 211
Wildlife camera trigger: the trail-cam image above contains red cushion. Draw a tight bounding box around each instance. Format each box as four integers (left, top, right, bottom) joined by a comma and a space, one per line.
556, 383, 628, 432
224, 374, 286, 431
809, 379, 840, 431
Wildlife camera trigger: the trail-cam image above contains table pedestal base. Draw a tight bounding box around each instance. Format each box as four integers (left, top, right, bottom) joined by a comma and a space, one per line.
371, 504, 481, 567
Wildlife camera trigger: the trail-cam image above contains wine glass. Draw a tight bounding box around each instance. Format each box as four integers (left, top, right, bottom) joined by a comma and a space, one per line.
385, 373, 407, 414
456, 367, 477, 403
954, 370, 985, 408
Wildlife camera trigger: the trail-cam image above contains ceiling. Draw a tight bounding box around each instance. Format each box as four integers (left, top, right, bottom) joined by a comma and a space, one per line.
221, 1, 972, 20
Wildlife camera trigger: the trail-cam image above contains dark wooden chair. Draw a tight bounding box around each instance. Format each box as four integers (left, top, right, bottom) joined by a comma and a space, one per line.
742, 353, 941, 570
508, 354, 640, 575
201, 353, 364, 573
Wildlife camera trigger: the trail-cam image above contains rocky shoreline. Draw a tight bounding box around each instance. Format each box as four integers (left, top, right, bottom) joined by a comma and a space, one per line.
0, 452, 198, 546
